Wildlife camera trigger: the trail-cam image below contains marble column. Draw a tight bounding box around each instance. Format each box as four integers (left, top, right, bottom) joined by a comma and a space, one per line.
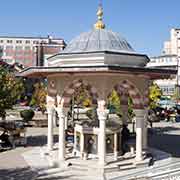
97, 100, 109, 166
73, 127, 77, 156
57, 108, 65, 162
52, 110, 57, 128
80, 133, 85, 159
47, 107, 54, 152
65, 116, 68, 130
114, 133, 118, 160
142, 110, 148, 150
134, 109, 145, 162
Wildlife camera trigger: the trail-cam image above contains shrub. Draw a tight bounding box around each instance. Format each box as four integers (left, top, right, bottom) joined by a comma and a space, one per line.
20, 109, 35, 121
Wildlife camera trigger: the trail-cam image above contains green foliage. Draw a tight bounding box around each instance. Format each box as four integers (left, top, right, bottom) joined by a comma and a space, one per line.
0, 66, 25, 118
20, 109, 35, 121
128, 97, 135, 119
30, 82, 47, 112
108, 89, 122, 117
108, 89, 135, 121
73, 84, 92, 107
149, 83, 162, 108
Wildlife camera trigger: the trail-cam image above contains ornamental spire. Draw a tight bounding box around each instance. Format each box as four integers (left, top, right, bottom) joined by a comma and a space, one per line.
94, 1, 105, 29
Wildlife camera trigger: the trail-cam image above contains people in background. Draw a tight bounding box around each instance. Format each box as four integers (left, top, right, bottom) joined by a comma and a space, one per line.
0, 130, 12, 148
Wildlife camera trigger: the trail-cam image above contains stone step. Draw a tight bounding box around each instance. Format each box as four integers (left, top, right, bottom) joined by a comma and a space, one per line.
105, 166, 119, 173
38, 167, 62, 176
118, 162, 133, 167
36, 167, 104, 180
66, 159, 99, 168
70, 166, 90, 172
135, 157, 151, 168
119, 164, 136, 171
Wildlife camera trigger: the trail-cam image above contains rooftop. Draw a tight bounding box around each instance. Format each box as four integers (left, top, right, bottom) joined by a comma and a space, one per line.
63, 29, 134, 54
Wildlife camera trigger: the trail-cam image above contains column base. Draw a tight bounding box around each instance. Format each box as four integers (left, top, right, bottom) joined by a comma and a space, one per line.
98, 160, 107, 167
46, 147, 53, 155
59, 156, 65, 162
58, 160, 67, 170
114, 151, 118, 161
72, 149, 77, 157
135, 155, 143, 162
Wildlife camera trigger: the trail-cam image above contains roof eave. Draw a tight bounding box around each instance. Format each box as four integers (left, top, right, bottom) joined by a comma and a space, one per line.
18, 65, 177, 79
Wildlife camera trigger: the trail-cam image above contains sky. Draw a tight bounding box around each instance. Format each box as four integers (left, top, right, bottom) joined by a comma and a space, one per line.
0, 0, 180, 56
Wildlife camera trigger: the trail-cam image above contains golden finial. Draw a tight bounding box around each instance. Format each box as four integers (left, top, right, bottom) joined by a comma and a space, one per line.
94, 2, 105, 29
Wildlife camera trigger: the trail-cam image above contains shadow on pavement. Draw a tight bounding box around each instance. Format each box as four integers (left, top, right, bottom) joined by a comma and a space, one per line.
0, 167, 74, 180
0, 167, 37, 180
26, 135, 59, 147
148, 127, 180, 158
152, 126, 180, 133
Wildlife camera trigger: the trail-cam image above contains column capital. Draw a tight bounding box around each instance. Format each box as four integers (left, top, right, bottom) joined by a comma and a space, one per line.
56, 107, 65, 118
134, 109, 146, 119
97, 109, 109, 121
47, 106, 55, 114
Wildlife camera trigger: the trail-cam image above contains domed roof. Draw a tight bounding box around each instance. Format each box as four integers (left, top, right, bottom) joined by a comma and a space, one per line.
63, 29, 135, 54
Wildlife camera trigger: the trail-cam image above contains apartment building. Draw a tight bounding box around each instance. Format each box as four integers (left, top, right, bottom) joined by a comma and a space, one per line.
0, 35, 66, 67
163, 28, 180, 56
146, 28, 180, 96
147, 54, 178, 96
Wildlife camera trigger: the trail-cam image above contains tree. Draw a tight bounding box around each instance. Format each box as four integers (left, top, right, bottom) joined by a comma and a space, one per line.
108, 89, 122, 117
0, 66, 25, 118
73, 84, 92, 107
108, 89, 135, 121
149, 83, 162, 109
30, 82, 47, 112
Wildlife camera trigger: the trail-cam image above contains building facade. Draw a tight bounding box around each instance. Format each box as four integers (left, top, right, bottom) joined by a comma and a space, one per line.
0, 36, 66, 67
147, 28, 180, 96
147, 54, 178, 96
163, 28, 180, 56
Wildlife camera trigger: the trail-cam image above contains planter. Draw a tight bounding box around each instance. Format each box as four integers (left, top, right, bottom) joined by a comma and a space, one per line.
20, 109, 35, 122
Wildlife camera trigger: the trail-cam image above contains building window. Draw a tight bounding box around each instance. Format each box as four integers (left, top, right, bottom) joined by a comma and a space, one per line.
6, 45, 13, 50
16, 40, 22, 44
15, 46, 23, 55
24, 59, 29, 63
25, 46, 31, 50
24, 46, 31, 55
15, 46, 23, 50
0, 40, 3, 43
33, 41, 39, 44
25, 40, 30, 44
5, 46, 13, 56
7, 40, 13, 43
15, 59, 21, 63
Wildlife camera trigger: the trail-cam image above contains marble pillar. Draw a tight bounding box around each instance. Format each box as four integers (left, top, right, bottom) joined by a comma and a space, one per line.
97, 100, 109, 166
143, 110, 148, 150
114, 133, 118, 160
80, 133, 85, 159
57, 108, 65, 162
47, 107, 54, 152
134, 109, 145, 162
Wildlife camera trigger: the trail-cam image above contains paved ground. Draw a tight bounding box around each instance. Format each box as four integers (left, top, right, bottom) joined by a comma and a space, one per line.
0, 122, 180, 180
0, 127, 59, 180
148, 121, 180, 158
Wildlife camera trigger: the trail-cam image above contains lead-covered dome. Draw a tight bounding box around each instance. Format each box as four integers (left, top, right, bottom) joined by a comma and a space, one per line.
47, 4, 150, 68
63, 29, 135, 54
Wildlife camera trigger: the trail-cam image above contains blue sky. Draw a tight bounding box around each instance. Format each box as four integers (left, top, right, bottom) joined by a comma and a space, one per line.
0, 0, 180, 56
